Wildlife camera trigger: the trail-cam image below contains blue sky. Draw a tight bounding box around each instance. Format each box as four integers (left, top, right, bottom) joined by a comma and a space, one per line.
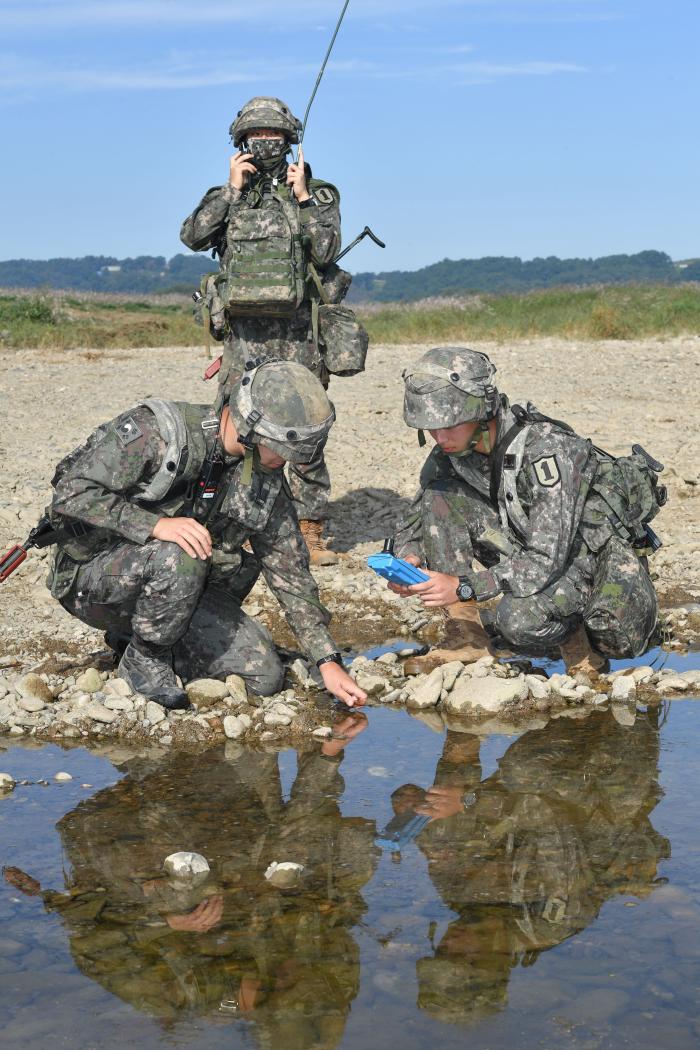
1, 0, 698, 271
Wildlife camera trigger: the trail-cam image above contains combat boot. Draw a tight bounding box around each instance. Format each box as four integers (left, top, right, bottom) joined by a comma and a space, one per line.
403, 603, 495, 675
559, 623, 608, 680
299, 519, 339, 566
118, 639, 190, 710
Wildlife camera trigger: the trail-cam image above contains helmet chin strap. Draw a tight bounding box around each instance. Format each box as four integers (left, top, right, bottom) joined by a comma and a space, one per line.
417, 429, 426, 447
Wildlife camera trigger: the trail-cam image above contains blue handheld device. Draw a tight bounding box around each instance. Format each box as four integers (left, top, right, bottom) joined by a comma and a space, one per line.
367, 538, 429, 586
376, 811, 431, 853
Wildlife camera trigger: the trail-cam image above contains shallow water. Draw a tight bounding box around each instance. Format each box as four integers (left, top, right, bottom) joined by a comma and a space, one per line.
2, 681, 700, 1048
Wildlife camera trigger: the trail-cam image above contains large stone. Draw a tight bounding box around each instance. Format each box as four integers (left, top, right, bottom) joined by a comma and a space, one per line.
104, 697, 134, 712
264, 711, 292, 727
82, 703, 117, 724
17, 673, 53, 704
75, 668, 104, 694
405, 668, 443, 710
611, 676, 637, 701
145, 701, 166, 724
655, 675, 689, 694
354, 672, 388, 697
54, 771, 73, 782
19, 695, 46, 713
186, 679, 230, 709
525, 674, 552, 700
0, 772, 16, 793
631, 665, 655, 684
441, 674, 528, 716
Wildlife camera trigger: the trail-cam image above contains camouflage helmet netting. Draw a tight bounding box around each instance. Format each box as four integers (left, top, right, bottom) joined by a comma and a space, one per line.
228, 360, 335, 464
230, 97, 302, 146
403, 346, 499, 430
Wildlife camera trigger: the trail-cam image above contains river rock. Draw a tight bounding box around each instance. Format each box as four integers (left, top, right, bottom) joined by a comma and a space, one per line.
54, 771, 73, 781
17, 673, 53, 704
104, 677, 132, 698
186, 679, 229, 709
264, 861, 304, 889
264, 711, 292, 727
354, 672, 388, 697
611, 676, 637, 701
19, 695, 46, 713
525, 674, 552, 700
145, 701, 166, 724
376, 652, 399, 665
312, 725, 333, 738
74, 668, 104, 694
0, 772, 16, 793
631, 665, 655, 684
225, 674, 248, 705
442, 673, 528, 716
82, 703, 117, 724
223, 713, 252, 739
655, 675, 690, 694
406, 668, 443, 710
104, 697, 134, 712
163, 851, 210, 882
288, 659, 313, 687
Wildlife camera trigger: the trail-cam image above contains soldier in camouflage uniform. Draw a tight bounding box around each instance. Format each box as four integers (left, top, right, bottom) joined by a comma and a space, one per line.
181, 96, 345, 566
391, 347, 661, 675
45, 360, 367, 709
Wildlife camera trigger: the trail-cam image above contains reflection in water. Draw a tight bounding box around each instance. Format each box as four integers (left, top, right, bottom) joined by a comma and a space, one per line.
406, 709, 670, 1024
4, 708, 671, 1043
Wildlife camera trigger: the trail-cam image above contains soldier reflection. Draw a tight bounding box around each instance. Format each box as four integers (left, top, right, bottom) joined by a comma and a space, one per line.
398, 708, 670, 1024
4, 713, 376, 1049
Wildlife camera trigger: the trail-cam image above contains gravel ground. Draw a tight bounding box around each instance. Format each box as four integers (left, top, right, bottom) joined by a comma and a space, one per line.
1, 335, 699, 666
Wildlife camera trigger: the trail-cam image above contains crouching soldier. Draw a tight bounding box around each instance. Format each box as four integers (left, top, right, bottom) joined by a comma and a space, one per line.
391, 347, 664, 676
45, 361, 367, 710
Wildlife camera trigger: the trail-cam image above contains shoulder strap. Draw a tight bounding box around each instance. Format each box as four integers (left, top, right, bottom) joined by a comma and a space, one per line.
137, 399, 189, 502
489, 416, 528, 507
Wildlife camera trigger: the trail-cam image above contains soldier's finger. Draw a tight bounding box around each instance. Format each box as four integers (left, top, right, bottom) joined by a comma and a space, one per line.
173, 536, 199, 559
298, 146, 304, 164
178, 527, 210, 558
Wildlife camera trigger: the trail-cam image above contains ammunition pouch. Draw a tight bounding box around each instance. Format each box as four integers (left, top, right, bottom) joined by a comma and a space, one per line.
581, 450, 666, 555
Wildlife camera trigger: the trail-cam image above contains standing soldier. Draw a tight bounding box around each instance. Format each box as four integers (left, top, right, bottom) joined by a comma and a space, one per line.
390, 347, 663, 676
181, 96, 364, 566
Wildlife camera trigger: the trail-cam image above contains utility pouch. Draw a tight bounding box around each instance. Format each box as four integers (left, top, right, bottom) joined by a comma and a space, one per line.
195, 274, 226, 341
317, 304, 369, 377
581, 448, 666, 554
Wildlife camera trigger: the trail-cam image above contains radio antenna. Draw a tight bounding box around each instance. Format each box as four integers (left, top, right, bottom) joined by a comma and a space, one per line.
296, 0, 351, 159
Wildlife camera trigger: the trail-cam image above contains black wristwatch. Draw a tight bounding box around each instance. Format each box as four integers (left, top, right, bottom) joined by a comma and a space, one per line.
456, 577, 475, 602
316, 652, 343, 669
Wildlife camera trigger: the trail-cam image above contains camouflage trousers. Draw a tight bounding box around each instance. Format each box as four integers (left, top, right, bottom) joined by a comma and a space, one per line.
420, 479, 658, 658
59, 539, 284, 695
219, 315, 331, 521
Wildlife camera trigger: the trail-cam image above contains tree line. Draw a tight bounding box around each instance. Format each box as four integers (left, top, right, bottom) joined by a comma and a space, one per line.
0, 249, 698, 301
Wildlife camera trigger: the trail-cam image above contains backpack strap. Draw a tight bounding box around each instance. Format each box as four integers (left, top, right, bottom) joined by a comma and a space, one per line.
136, 399, 189, 502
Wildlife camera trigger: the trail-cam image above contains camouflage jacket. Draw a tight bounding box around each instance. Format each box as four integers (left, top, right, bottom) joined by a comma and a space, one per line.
180, 176, 341, 274
47, 403, 336, 662
395, 400, 598, 599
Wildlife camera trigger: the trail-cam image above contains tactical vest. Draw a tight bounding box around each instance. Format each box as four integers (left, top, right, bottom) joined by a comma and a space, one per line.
217, 182, 307, 318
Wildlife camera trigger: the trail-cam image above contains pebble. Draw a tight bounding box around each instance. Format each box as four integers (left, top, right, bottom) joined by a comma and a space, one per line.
405, 668, 443, 710
54, 772, 72, 782
103, 677, 132, 698
656, 675, 690, 693
223, 713, 251, 739
354, 672, 388, 697
185, 678, 230, 709
264, 711, 292, 727
103, 697, 134, 712
82, 703, 117, 724
525, 674, 552, 699
18, 695, 45, 713
225, 674, 248, 705
0, 772, 16, 793
312, 725, 333, 738
264, 860, 304, 889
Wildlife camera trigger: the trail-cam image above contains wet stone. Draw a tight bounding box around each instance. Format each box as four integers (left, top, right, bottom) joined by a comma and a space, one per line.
186, 679, 229, 709
442, 673, 528, 715
0, 772, 16, 793
611, 676, 637, 701
82, 703, 117, 724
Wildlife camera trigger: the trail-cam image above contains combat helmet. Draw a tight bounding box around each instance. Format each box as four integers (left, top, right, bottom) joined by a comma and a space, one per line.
228, 359, 335, 480
403, 346, 500, 450
229, 97, 302, 146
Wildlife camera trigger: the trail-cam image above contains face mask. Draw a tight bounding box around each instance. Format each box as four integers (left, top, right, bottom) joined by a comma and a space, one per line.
245, 137, 289, 173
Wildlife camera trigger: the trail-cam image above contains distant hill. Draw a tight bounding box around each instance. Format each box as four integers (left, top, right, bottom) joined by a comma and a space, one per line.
0, 249, 697, 299
346, 250, 697, 303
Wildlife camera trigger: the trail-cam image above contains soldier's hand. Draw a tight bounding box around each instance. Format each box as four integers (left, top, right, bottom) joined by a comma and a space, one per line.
319, 662, 367, 707
286, 146, 310, 202
416, 785, 464, 822
409, 570, 460, 608
387, 553, 423, 597
321, 712, 368, 756
165, 895, 224, 933
229, 152, 257, 190
152, 517, 212, 560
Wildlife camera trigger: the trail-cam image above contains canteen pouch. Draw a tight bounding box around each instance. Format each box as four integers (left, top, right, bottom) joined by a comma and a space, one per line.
318, 304, 369, 377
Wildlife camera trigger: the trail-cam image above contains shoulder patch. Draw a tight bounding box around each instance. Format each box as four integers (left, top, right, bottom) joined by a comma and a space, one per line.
314, 186, 335, 206
113, 416, 143, 447
533, 455, 561, 488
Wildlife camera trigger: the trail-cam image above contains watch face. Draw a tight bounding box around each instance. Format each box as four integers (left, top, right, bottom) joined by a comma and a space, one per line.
457, 582, 473, 601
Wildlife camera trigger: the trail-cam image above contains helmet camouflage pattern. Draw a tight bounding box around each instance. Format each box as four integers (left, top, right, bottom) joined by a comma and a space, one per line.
403, 346, 499, 430
229, 97, 302, 146
228, 360, 335, 464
